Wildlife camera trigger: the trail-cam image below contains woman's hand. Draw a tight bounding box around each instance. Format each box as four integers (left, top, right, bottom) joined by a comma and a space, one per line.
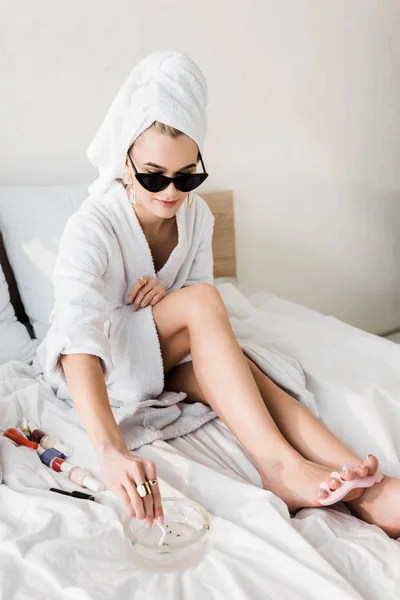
127, 276, 167, 311
98, 446, 164, 528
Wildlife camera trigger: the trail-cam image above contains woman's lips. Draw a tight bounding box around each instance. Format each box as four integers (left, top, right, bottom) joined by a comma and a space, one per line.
156, 199, 178, 207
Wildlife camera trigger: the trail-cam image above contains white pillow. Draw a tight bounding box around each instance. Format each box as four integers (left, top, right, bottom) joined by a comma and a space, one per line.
0, 263, 38, 364
0, 184, 89, 340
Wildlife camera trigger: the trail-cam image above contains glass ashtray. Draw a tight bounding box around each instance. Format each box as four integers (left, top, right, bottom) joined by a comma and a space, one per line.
123, 497, 210, 572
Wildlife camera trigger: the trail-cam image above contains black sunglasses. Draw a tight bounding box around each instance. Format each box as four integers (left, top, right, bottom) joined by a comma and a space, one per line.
127, 152, 209, 193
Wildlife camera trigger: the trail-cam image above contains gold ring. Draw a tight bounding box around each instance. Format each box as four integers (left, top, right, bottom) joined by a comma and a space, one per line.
139, 276, 148, 286
136, 479, 158, 498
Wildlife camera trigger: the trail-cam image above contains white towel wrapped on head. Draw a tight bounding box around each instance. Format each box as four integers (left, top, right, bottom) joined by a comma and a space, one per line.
87, 50, 208, 200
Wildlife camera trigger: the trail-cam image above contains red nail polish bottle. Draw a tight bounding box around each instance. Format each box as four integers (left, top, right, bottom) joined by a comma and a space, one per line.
3, 428, 39, 449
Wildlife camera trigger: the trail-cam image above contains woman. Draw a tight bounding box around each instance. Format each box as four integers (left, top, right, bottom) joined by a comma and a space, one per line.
37, 51, 399, 538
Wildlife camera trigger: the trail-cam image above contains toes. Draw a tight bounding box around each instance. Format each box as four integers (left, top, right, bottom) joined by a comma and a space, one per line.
327, 469, 355, 490
353, 454, 379, 478
362, 454, 379, 475
353, 465, 369, 478
328, 476, 341, 490
317, 489, 329, 500
319, 456, 379, 501
340, 469, 356, 481
342, 463, 356, 472
341, 456, 379, 478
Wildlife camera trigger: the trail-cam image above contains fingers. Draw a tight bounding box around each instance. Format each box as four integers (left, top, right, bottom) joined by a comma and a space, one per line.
127, 276, 152, 307
116, 486, 137, 518
132, 284, 153, 310
123, 459, 163, 529
143, 288, 166, 308
150, 290, 166, 306
144, 459, 164, 526
142, 493, 155, 528
134, 286, 159, 310
135, 460, 159, 529
123, 475, 146, 521
126, 461, 149, 520
100, 449, 162, 525
128, 276, 166, 311
136, 461, 155, 529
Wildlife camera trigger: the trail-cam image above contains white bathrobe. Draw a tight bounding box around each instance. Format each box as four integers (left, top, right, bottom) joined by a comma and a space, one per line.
34, 180, 318, 450
34, 181, 220, 448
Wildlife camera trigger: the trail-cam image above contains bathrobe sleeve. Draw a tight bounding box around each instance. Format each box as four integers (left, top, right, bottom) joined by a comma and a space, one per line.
37, 208, 113, 386
182, 198, 215, 287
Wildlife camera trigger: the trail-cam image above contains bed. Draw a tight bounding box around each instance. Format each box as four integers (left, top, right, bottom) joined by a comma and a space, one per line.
0, 187, 399, 600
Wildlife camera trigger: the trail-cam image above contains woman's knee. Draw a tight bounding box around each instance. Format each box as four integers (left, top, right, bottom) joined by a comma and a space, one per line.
184, 282, 225, 318
151, 283, 225, 373
186, 282, 221, 299
153, 283, 223, 332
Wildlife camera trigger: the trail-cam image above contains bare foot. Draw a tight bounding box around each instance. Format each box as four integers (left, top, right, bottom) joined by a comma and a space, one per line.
259, 454, 379, 514
347, 474, 400, 539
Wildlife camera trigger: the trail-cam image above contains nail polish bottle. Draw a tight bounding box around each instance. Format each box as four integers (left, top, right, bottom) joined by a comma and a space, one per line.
28, 421, 72, 457
46, 455, 105, 493
29, 424, 46, 444
20, 417, 32, 440
3, 428, 39, 450
61, 462, 105, 493
36, 446, 66, 467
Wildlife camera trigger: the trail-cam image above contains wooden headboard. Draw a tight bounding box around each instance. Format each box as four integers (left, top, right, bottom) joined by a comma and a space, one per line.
202, 190, 236, 278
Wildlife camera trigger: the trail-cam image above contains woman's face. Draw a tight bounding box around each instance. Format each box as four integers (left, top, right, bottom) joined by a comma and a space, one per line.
125, 127, 199, 220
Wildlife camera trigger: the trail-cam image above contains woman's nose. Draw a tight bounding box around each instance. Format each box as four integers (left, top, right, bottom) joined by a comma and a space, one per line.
160, 181, 180, 199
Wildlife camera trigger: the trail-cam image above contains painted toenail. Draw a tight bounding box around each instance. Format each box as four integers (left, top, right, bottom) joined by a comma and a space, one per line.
342, 464, 352, 472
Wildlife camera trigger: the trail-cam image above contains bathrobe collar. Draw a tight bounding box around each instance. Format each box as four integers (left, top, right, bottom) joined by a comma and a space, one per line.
114, 182, 189, 290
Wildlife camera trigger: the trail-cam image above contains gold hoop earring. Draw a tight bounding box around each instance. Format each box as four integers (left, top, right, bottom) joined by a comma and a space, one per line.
187, 192, 193, 208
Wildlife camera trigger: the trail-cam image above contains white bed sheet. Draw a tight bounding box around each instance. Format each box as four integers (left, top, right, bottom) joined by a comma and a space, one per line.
1, 283, 400, 600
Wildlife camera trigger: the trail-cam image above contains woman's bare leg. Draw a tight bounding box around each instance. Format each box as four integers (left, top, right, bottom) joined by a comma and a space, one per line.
165, 358, 365, 470
152, 284, 376, 514
247, 368, 400, 539
165, 357, 400, 538
246, 358, 367, 469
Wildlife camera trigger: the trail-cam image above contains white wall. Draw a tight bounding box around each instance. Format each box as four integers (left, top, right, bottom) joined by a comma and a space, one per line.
2, 0, 400, 334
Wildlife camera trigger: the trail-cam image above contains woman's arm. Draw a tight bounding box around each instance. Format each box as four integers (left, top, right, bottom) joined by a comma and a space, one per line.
41, 211, 163, 526
60, 353, 164, 527
60, 354, 126, 454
